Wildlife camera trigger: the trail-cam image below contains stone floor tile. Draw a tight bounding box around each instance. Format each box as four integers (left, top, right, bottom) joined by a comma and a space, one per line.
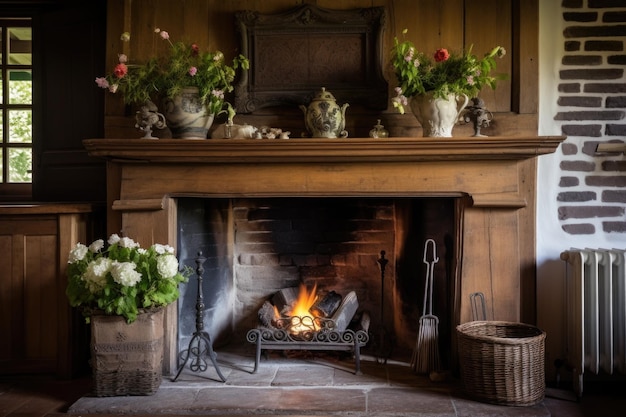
169, 356, 234, 384
452, 397, 550, 417
263, 387, 366, 413
217, 350, 258, 373
223, 365, 278, 386
192, 387, 285, 412
272, 365, 334, 386
167, 369, 231, 385
367, 386, 456, 415
332, 361, 389, 386
193, 387, 366, 413
68, 387, 198, 414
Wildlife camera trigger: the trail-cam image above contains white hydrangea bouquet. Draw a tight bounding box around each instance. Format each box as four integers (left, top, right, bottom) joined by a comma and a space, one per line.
66, 234, 188, 323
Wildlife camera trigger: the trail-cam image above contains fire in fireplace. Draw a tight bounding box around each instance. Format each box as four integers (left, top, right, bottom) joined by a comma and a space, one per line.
265, 284, 327, 334
247, 283, 369, 374
281, 284, 322, 333
257, 284, 362, 336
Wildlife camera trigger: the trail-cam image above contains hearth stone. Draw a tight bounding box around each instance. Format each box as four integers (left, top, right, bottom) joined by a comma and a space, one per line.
67, 349, 552, 417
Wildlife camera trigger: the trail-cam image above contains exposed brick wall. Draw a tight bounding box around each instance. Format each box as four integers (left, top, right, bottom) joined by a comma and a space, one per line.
233, 198, 396, 333
556, 0, 626, 234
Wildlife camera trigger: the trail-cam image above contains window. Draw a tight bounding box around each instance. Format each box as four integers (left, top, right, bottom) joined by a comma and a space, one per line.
0, 19, 32, 195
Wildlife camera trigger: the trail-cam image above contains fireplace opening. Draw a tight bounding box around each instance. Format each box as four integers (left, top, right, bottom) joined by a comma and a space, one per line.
176, 197, 459, 369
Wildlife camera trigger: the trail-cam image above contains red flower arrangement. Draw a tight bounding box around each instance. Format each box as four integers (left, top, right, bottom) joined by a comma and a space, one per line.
390, 29, 506, 114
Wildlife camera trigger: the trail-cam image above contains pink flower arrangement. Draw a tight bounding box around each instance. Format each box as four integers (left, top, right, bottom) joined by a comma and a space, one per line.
95, 28, 249, 115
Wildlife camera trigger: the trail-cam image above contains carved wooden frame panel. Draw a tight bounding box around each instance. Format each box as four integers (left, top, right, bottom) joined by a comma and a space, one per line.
234, 4, 388, 113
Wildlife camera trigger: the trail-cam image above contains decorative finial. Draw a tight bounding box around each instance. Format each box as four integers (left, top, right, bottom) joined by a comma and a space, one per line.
460, 97, 493, 137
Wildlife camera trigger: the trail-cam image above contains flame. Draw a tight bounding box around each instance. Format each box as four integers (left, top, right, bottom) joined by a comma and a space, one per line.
288, 283, 320, 333
291, 283, 318, 317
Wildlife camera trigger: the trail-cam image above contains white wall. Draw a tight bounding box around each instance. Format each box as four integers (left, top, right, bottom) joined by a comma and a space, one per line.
537, 1, 626, 381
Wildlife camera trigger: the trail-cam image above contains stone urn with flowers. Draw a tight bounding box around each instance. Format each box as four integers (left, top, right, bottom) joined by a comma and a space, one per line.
66, 234, 189, 396
95, 29, 249, 139
390, 29, 506, 137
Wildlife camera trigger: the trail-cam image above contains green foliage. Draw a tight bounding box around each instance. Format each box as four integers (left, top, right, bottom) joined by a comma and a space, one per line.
66, 234, 189, 324
8, 149, 32, 182
7, 81, 33, 183
96, 29, 249, 116
390, 29, 507, 114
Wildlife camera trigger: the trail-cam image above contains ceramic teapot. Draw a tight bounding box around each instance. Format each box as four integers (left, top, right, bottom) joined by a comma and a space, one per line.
299, 87, 349, 138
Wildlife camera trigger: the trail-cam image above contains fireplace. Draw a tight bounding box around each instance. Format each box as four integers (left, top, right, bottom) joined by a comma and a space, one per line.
84, 136, 563, 374
175, 196, 457, 368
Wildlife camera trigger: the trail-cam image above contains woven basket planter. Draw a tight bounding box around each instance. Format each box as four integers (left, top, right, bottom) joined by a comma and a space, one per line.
456, 321, 546, 406
90, 308, 164, 396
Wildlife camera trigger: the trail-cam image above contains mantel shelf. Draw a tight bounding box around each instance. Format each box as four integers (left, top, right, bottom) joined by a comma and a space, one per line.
84, 136, 565, 164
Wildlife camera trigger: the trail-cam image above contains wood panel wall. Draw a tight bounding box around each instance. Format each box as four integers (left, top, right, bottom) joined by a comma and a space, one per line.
0, 204, 93, 377
32, 0, 107, 203
103, 0, 538, 139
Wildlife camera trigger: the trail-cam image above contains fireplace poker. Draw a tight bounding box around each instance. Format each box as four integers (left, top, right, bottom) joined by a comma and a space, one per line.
172, 251, 226, 382
375, 250, 393, 364
411, 238, 441, 374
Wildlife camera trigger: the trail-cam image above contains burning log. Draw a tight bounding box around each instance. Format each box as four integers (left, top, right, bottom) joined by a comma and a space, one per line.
258, 285, 359, 333
310, 290, 342, 318
258, 301, 276, 327
271, 287, 299, 315
329, 291, 358, 332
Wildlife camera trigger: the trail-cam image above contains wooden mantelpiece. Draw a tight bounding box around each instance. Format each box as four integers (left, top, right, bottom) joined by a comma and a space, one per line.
84, 136, 563, 374
85, 137, 561, 163
85, 136, 563, 219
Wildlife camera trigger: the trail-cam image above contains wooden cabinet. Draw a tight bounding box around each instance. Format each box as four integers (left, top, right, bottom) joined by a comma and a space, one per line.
0, 204, 93, 377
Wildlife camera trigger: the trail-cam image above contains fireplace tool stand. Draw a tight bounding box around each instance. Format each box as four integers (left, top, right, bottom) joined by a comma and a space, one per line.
173, 251, 226, 382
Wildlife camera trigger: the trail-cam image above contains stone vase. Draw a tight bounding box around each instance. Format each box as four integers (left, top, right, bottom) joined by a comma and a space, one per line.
410, 92, 469, 137
162, 87, 214, 139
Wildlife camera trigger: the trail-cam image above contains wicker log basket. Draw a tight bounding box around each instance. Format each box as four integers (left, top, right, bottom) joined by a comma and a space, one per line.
456, 321, 546, 407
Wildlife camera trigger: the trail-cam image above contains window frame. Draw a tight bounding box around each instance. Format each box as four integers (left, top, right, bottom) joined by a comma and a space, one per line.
0, 18, 32, 200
